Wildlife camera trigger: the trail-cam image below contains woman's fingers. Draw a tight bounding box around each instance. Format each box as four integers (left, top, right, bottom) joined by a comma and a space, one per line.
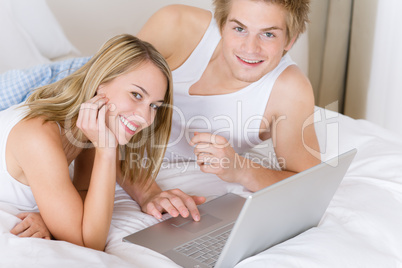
142, 189, 205, 222
10, 218, 28, 236
77, 95, 115, 148
10, 212, 52, 240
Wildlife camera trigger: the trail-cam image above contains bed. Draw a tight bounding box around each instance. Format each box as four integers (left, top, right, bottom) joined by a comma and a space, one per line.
1, 1, 402, 267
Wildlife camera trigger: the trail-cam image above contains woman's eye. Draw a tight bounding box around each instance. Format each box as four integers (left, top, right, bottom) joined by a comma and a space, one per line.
150, 103, 160, 110
132, 92, 142, 100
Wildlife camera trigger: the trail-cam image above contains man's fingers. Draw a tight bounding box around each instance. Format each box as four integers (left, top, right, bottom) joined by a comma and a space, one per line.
190, 132, 213, 144
191, 133, 229, 148
199, 162, 220, 174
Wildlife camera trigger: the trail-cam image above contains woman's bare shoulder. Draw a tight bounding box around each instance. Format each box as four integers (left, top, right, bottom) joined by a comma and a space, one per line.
10, 118, 63, 156
6, 117, 66, 184
14, 117, 60, 138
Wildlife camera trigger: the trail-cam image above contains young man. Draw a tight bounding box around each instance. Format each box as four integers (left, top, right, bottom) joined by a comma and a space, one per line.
8, 0, 319, 236
120, 0, 320, 222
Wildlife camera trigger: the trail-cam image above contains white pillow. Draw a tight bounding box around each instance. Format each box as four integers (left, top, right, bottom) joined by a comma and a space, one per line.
10, 0, 79, 60
0, 0, 50, 74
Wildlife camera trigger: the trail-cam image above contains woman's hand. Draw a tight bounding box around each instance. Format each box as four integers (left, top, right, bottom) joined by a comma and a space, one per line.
76, 94, 117, 150
10, 212, 51, 240
141, 189, 206, 222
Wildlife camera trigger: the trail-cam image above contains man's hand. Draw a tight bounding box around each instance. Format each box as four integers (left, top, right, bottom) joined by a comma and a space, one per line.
141, 189, 206, 221
191, 132, 242, 183
10, 212, 51, 240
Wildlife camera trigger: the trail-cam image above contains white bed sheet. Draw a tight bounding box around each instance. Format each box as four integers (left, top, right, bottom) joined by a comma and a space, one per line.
1, 107, 402, 267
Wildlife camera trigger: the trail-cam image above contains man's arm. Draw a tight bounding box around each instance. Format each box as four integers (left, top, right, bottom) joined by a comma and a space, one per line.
264, 65, 321, 172
137, 4, 212, 71
191, 65, 321, 192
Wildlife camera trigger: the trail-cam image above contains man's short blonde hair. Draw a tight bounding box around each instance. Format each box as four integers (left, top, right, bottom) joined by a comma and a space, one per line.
213, 0, 310, 44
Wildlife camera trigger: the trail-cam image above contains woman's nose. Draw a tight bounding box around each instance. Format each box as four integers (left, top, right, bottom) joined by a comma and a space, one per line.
133, 103, 152, 126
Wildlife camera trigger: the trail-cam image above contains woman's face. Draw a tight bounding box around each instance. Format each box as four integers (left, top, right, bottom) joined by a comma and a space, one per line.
97, 61, 167, 145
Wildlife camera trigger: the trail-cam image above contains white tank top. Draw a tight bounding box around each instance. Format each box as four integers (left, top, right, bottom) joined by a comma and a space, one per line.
0, 103, 37, 210
166, 17, 296, 162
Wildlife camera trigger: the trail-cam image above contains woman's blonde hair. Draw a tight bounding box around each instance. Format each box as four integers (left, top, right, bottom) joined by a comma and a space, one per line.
213, 0, 310, 45
23, 34, 173, 186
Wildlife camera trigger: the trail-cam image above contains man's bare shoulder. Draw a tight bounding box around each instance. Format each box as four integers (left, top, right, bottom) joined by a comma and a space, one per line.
150, 4, 212, 27
271, 65, 315, 111
138, 5, 212, 69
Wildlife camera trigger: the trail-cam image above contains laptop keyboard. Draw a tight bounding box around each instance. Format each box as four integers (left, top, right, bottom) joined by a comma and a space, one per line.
174, 229, 232, 267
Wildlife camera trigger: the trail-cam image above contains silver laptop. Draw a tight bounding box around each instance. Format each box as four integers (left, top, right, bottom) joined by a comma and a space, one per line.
123, 149, 357, 268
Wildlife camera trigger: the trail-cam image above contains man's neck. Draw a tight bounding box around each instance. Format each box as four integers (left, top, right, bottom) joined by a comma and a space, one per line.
189, 41, 252, 96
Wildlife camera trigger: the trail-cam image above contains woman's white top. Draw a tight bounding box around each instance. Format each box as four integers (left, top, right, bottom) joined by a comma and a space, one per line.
0, 103, 37, 210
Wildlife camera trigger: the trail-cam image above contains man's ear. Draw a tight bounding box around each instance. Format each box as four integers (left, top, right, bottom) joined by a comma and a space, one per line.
284, 35, 298, 52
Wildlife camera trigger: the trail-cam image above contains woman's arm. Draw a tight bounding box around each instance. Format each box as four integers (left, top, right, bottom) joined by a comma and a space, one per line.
9, 96, 116, 250
74, 94, 117, 249
117, 177, 205, 222
73, 148, 96, 202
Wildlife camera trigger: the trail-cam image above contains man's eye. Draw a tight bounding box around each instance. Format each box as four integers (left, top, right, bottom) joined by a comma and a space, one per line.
132, 92, 142, 100
264, 32, 274, 38
234, 26, 244, 32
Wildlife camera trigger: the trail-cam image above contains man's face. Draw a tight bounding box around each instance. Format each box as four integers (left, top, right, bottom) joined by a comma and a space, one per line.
221, 0, 294, 83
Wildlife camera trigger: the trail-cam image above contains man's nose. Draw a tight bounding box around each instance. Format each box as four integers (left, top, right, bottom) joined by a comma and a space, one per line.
242, 35, 261, 54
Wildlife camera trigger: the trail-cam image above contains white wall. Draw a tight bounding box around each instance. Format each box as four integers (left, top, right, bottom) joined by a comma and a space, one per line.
47, 0, 309, 75
46, 0, 213, 56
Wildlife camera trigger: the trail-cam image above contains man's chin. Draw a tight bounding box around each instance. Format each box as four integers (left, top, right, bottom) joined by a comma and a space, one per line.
233, 73, 264, 84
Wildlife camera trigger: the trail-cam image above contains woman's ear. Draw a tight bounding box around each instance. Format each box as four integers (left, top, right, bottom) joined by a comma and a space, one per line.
96, 84, 105, 95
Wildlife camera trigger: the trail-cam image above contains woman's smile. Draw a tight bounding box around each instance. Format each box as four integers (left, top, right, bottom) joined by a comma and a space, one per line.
119, 115, 139, 135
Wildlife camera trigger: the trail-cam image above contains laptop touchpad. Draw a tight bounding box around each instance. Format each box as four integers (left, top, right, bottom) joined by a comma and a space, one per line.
171, 214, 221, 233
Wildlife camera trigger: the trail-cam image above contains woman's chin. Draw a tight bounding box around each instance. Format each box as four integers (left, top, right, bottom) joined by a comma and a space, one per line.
118, 138, 130, 146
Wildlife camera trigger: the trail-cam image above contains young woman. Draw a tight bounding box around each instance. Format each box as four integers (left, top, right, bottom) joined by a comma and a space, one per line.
1, 34, 173, 250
